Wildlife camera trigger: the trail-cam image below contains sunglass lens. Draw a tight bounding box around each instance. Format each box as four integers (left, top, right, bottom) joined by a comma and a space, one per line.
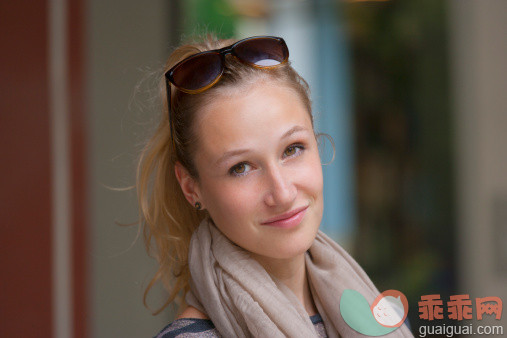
171, 52, 223, 91
234, 38, 288, 67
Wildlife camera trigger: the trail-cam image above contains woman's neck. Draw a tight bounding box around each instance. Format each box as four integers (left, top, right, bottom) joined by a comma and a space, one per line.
250, 252, 318, 316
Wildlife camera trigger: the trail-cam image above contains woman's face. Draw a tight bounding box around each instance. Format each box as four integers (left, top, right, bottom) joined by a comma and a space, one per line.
184, 82, 323, 261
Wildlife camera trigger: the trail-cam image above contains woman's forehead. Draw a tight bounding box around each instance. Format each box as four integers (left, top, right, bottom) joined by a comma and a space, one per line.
194, 84, 312, 154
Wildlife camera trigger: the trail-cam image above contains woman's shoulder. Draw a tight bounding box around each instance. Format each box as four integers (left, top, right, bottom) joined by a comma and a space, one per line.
154, 317, 217, 338
177, 306, 209, 320
154, 306, 217, 338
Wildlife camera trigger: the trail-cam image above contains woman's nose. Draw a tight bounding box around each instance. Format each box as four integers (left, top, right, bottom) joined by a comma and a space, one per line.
263, 164, 297, 207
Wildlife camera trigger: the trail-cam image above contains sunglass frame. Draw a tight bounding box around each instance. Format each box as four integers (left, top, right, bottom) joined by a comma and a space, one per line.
165, 35, 289, 148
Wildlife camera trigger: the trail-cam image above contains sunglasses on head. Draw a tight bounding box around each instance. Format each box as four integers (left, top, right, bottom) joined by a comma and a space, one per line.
165, 36, 289, 144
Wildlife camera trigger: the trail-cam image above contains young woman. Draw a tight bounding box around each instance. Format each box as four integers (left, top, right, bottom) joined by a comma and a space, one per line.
137, 35, 413, 337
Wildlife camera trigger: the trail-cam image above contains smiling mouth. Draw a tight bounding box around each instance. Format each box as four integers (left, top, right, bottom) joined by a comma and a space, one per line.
261, 205, 309, 228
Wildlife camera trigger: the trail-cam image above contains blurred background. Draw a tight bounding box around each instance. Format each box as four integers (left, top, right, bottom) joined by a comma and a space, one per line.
1, 0, 506, 337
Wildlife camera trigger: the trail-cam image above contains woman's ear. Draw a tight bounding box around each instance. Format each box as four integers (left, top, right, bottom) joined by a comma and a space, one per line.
174, 161, 202, 207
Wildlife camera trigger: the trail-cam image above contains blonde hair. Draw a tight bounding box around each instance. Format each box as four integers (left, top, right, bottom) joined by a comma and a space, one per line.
137, 34, 314, 315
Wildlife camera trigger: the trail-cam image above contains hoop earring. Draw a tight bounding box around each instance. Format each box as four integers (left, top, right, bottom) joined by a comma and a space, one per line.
194, 201, 202, 210
316, 132, 336, 165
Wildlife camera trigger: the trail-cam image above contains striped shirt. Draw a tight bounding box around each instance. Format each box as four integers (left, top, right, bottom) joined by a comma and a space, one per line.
155, 313, 328, 338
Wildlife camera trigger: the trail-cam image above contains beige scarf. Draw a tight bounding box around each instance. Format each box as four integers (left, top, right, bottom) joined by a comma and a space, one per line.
185, 216, 414, 337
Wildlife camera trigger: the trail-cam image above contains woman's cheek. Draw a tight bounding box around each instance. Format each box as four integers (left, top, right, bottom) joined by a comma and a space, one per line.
217, 180, 256, 213
297, 155, 323, 191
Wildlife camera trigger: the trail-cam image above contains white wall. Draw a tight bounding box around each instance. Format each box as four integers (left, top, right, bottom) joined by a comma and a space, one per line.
88, 1, 174, 336
450, 0, 507, 331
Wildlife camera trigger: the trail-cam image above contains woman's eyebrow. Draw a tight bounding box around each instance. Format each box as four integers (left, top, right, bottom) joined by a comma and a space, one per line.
281, 125, 307, 139
215, 125, 309, 166
215, 148, 250, 166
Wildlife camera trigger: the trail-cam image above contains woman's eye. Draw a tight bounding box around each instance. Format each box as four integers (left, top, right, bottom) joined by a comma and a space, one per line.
229, 162, 251, 176
283, 144, 304, 158
228, 145, 304, 177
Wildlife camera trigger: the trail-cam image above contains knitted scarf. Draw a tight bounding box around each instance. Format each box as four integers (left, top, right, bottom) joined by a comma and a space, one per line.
185, 216, 414, 337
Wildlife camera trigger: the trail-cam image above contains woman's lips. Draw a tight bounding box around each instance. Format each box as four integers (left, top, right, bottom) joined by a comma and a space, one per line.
261, 206, 308, 228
